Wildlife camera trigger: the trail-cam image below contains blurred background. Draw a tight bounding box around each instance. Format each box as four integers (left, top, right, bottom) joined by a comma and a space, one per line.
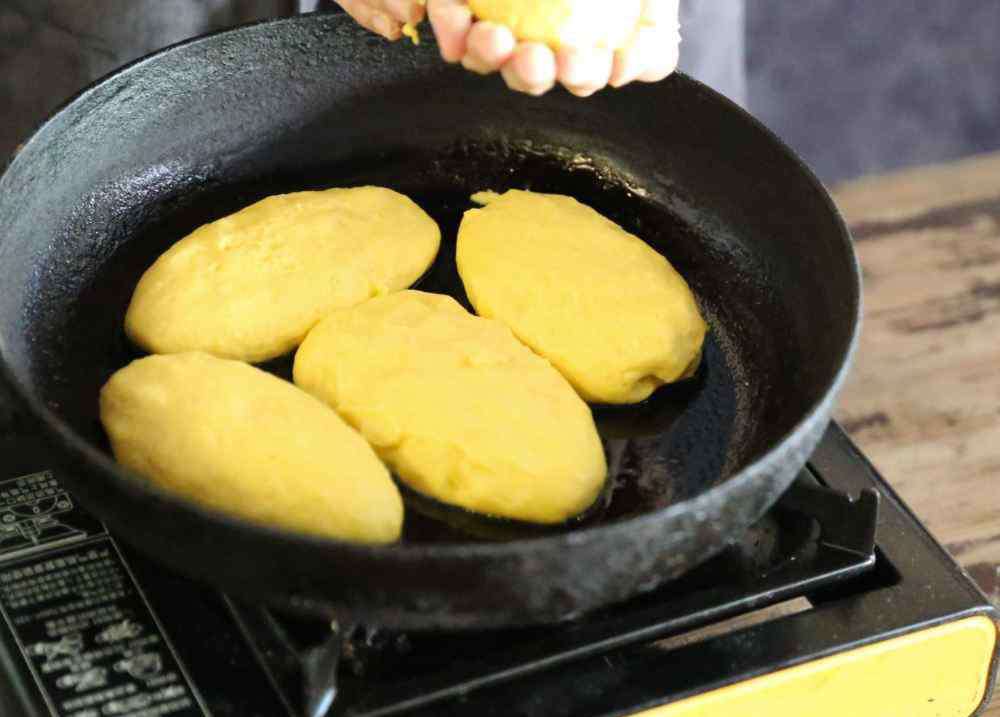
748, 1, 1000, 182
3, 1, 1000, 183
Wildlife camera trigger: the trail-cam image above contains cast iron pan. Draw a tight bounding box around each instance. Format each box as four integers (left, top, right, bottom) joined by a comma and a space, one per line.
0, 14, 861, 629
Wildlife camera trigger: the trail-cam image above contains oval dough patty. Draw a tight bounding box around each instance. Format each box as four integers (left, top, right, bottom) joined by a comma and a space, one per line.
293, 291, 607, 524
468, 0, 641, 50
457, 190, 707, 404
100, 352, 403, 544
125, 187, 441, 363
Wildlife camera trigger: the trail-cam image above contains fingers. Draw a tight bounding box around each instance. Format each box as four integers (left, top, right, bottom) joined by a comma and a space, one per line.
557, 46, 614, 97
635, 0, 681, 83
610, 0, 680, 88
454, 17, 558, 98
462, 21, 517, 74
610, 23, 679, 88
637, 26, 680, 83
428, 0, 474, 62
336, 0, 402, 40
423, 0, 678, 96
610, 25, 652, 88
385, 0, 426, 25
360, 0, 426, 25
337, 0, 426, 41
501, 42, 557, 96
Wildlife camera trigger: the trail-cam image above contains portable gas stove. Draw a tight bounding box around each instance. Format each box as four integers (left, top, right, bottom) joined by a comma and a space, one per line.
0, 404, 996, 717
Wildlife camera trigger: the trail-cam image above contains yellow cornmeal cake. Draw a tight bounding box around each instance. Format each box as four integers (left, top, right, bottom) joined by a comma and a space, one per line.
99, 352, 403, 544
457, 190, 707, 404
467, 0, 642, 50
125, 187, 441, 363
293, 291, 607, 524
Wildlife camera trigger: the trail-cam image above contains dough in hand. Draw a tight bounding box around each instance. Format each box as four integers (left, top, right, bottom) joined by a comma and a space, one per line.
468, 0, 642, 50
293, 291, 607, 524
125, 187, 441, 363
100, 352, 403, 544
457, 190, 707, 404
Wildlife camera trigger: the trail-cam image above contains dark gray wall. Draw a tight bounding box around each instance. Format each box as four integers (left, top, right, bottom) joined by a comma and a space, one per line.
748, 1, 1000, 183
0, 0, 303, 158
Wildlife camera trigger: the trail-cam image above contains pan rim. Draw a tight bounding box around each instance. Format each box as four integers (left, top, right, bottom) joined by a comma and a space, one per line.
0, 13, 863, 561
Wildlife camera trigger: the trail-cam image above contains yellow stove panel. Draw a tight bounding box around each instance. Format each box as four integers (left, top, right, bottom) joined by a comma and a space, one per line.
634, 615, 997, 717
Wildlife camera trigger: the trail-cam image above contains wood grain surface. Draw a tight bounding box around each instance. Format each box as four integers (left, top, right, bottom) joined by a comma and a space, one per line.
832, 153, 1000, 714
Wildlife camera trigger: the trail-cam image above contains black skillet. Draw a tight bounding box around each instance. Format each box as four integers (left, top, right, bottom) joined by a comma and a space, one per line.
0, 14, 861, 630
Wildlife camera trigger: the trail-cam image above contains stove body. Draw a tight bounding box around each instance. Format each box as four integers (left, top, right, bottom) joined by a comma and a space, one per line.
0, 418, 996, 717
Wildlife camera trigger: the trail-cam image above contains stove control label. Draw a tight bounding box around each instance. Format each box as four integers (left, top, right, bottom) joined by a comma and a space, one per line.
0, 533, 209, 716
0, 471, 104, 561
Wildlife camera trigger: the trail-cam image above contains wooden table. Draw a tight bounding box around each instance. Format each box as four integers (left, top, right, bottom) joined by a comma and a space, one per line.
832, 153, 1000, 714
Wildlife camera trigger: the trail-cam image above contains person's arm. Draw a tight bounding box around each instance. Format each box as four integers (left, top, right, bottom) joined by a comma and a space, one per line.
334, 0, 680, 97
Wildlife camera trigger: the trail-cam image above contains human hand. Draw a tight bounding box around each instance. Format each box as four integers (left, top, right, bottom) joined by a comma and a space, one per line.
336, 0, 680, 97
427, 0, 680, 97
335, 0, 426, 42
